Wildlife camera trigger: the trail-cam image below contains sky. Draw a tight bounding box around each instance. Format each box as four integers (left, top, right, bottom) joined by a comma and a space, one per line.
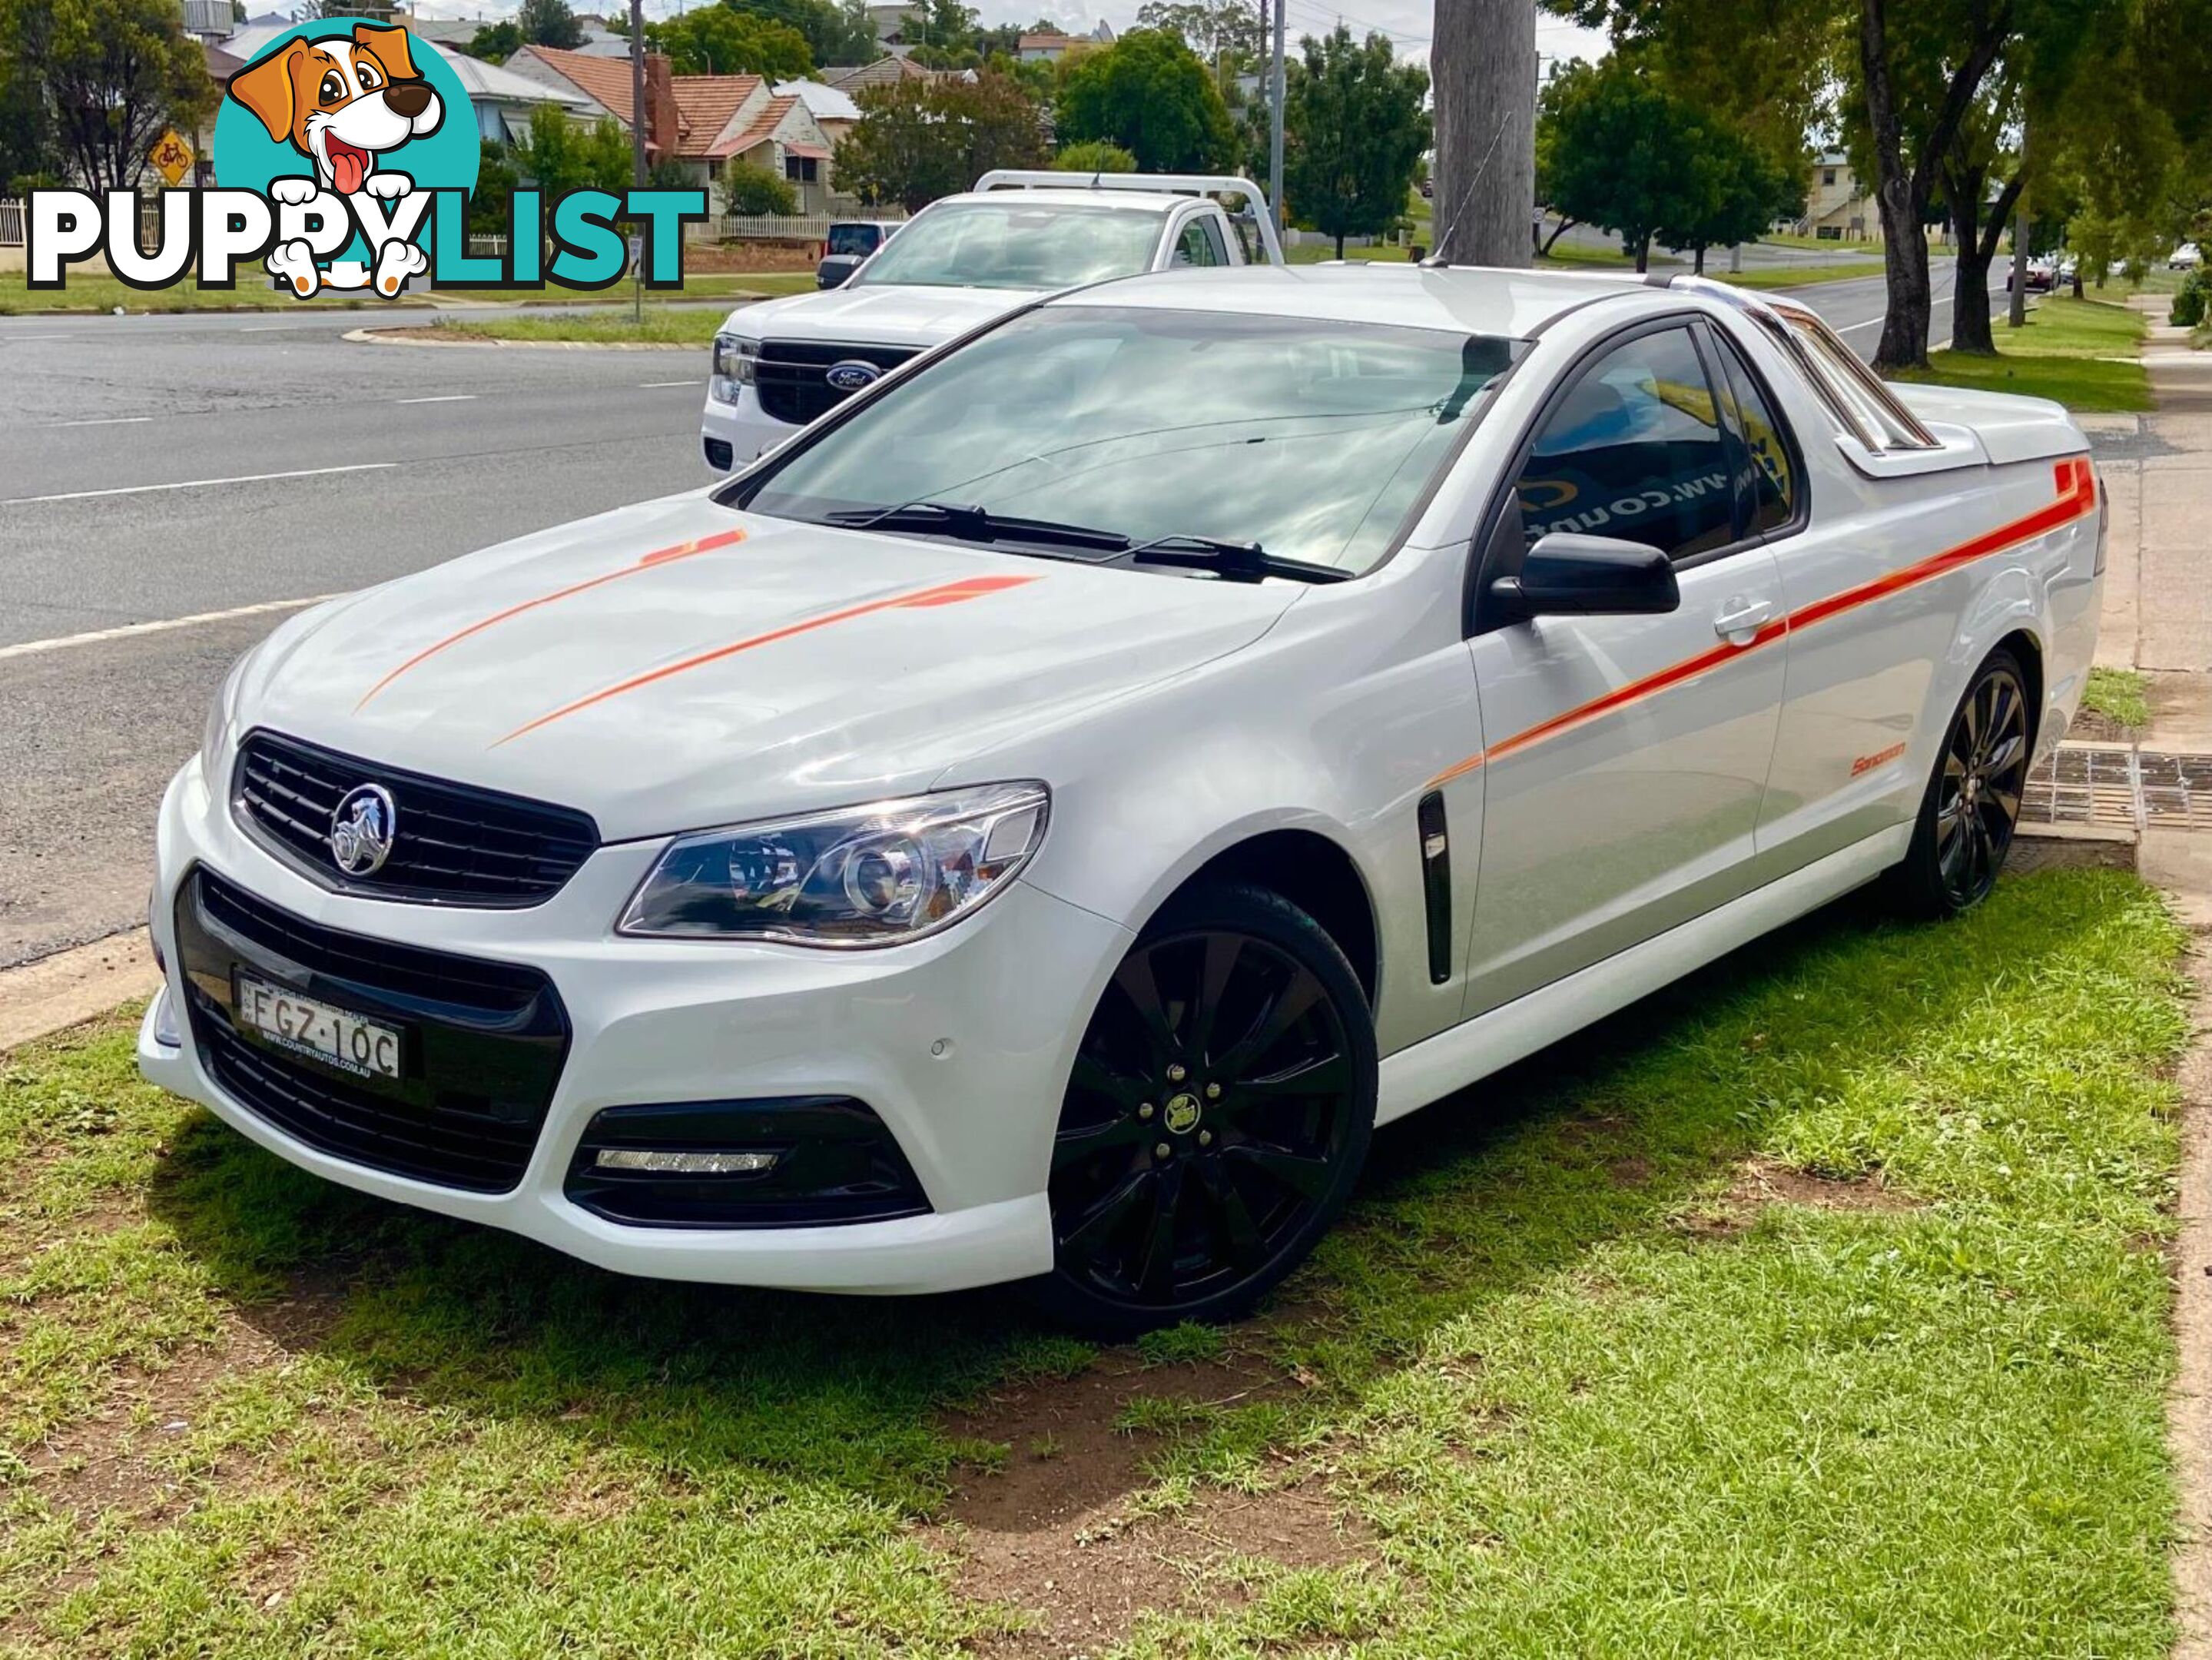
403, 0, 1609, 70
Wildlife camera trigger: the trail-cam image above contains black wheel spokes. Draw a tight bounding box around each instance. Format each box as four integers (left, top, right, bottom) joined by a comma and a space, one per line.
1051, 926, 1355, 1308
1938, 669, 2028, 907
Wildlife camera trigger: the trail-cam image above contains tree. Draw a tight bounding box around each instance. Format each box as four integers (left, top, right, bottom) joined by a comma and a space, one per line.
724, 158, 799, 213
1053, 27, 1232, 172
1533, 54, 1706, 272
516, 106, 634, 194
517, 0, 586, 50
0, 0, 213, 194
1653, 116, 1801, 273
1054, 140, 1136, 172
648, 8, 814, 77
469, 140, 517, 236
1134, 0, 1262, 71
1431, 0, 1537, 265
832, 72, 1047, 211
1557, 0, 2150, 369
1283, 26, 1431, 258
465, 19, 525, 61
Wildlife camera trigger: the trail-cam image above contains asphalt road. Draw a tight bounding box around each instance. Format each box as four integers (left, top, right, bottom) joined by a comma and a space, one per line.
0, 265, 2009, 968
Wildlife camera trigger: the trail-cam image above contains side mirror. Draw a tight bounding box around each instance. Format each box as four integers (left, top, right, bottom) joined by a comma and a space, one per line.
1490, 532, 1680, 619
816, 257, 856, 290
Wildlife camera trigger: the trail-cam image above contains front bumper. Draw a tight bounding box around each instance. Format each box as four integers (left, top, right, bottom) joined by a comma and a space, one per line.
138, 752, 1130, 1293
699, 388, 798, 473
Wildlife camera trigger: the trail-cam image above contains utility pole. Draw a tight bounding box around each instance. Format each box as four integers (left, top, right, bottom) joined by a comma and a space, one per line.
1268, 0, 1284, 237
1430, 0, 1536, 266
629, 0, 648, 189
2008, 119, 2030, 329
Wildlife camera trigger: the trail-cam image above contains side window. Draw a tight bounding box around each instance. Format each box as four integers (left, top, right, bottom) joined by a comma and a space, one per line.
1513, 326, 1736, 562
1710, 332, 1797, 538
1172, 219, 1218, 267
1199, 216, 1230, 265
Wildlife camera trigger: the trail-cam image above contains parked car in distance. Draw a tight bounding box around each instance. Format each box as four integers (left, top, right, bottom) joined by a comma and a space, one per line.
145, 266, 2102, 1334
2171, 242, 2202, 270
700, 171, 1285, 472
816, 219, 903, 290
2008, 256, 2055, 294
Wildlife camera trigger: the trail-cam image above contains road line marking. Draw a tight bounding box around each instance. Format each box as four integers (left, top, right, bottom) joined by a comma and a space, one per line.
397, 393, 477, 404
638, 380, 700, 388
54, 415, 154, 427
0, 462, 397, 506
5, 334, 78, 342
0, 593, 348, 661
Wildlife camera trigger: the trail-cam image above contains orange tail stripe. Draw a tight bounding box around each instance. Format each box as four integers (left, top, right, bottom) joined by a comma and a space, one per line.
356, 527, 751, 711
492, 573, 1039, 747
1423, 456, 2097, 792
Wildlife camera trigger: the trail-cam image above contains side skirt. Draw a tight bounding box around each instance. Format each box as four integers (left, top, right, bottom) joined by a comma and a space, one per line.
1375, 825, 1912, 1125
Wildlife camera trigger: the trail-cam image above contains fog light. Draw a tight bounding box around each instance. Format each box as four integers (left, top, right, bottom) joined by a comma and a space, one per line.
150, 986, 181, 1049
592, 1147, 778, 1175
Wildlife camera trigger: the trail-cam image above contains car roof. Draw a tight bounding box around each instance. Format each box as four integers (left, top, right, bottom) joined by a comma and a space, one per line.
1041, 261, 1671, 340
931, 188, 1192, 215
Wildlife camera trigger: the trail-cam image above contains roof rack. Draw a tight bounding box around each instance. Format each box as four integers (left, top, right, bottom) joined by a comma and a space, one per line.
971, 171, 1284, 265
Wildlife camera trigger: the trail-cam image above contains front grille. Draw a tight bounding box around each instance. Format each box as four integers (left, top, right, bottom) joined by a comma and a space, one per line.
754, 340, 920, 426
177, 868, 569, 1193
233, 729, 598, 907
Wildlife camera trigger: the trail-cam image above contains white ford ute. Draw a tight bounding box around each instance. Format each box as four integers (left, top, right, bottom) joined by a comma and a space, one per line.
146, 266, 2101, 1335
698, 171, 1284, 472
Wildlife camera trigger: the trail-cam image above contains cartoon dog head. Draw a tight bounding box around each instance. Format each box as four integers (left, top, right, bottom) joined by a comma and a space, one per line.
229, 25, 443, 196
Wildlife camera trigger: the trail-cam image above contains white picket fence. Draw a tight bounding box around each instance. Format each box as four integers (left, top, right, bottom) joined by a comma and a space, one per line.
0, 200, 22, 247
720, 208, 906, 243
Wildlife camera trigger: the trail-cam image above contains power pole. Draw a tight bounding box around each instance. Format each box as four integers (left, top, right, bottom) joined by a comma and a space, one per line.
1268, 0, 1284, 237
2008, 119, 2030, 329
630, 0, 648, 189
1429, 0, 1536, 266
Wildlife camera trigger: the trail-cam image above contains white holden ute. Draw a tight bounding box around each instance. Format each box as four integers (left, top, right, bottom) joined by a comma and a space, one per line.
698, 171, 1284, 472
147, 265, 2102, 1335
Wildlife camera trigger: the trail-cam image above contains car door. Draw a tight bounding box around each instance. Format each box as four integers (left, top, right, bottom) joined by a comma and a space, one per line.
1462, 319, 1789, 1015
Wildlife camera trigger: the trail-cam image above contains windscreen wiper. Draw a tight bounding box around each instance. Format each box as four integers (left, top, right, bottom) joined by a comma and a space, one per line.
1125, 536, 1353, 585
823, 500, 1128, 552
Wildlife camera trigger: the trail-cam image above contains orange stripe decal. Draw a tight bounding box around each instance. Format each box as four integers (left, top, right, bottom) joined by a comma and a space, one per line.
492, 573, 1039, 747
1424, 457, 2098, 791
356, 527, 751, 710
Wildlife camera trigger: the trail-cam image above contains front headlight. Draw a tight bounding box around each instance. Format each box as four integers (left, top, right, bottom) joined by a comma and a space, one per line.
201, 656, 247, 775
618, 782, 1050, 946
711, 332, 758, 402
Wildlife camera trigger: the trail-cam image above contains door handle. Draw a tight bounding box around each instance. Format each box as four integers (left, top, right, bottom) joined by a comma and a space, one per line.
1713, 599, 1773, 642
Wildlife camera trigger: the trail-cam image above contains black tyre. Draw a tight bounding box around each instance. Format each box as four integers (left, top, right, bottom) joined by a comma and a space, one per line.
1033, 883, 1377, 1338
1888, 649, 2033, 917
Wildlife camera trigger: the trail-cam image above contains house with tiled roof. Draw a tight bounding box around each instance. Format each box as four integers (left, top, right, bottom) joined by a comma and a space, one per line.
504, 45, 837, 213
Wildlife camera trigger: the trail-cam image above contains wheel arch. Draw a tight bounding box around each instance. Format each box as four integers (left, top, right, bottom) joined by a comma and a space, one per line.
1146, 827, 1383, 1011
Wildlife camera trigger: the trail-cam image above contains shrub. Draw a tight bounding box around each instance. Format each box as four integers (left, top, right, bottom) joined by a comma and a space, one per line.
2172, 270, 2209, 328
1053, 141, 1136, 174
723, 161, 798, 217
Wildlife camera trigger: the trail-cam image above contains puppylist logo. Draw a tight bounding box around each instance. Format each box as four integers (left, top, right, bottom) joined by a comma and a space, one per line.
25, 21, 705, 298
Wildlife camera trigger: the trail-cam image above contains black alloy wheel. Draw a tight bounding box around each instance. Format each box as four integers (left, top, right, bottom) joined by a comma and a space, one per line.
1036, 884, 1377, 1336
1892, 649, 2033, 917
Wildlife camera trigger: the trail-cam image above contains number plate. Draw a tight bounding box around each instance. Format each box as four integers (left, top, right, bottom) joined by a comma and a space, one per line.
234, 974, 403, 1081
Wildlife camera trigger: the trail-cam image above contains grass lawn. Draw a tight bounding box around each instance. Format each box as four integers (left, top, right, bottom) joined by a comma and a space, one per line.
0, 271, 395, 315
1898, 296, 2152, 413
416, 306, 740, 348
0, 865, 2187, 1655
1286, 242, 1413, 264
2084, 666, 2153, 734
1718, 259, 1889, 290
0, 270, 811, 316
1759, 231, 1884, 254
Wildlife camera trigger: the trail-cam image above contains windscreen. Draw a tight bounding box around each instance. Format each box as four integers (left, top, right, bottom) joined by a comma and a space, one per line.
824, 223, 883, 257
743, 304, 1524, 576
850, 201, 1168, 291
